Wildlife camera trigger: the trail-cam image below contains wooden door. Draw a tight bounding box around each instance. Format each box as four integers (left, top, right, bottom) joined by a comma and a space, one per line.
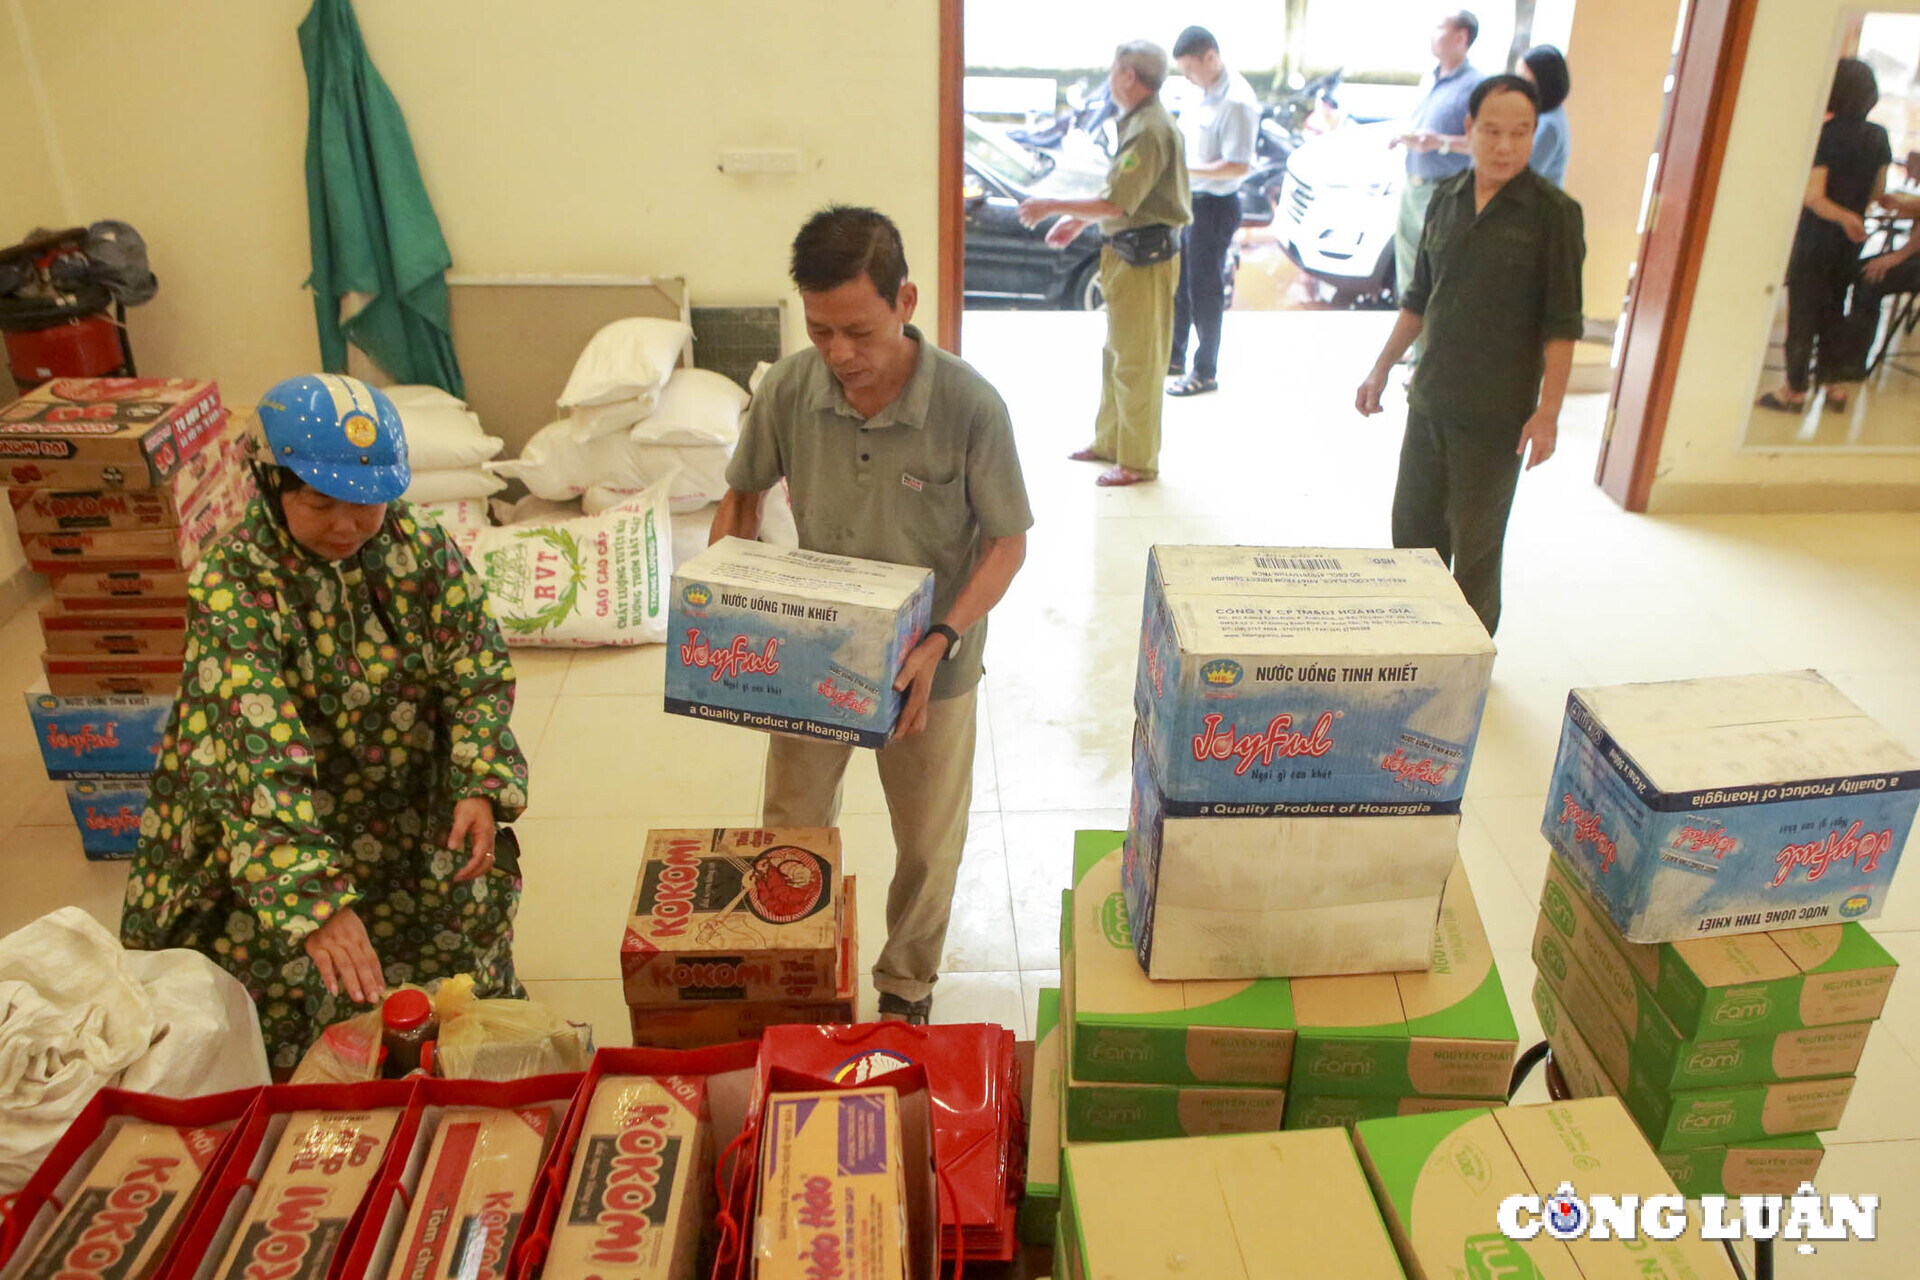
1597, 0, 1761, 509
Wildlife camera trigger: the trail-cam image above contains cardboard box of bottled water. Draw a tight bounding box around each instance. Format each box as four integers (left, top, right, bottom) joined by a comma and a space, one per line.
1135, 546, 1494, 812
1542, 670, 1920, 942
1125, 724, 1457, 979
665, 537, 933, 749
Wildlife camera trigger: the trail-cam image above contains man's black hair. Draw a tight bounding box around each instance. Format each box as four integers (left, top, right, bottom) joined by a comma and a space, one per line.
1469, 73, 1538, 118
1172, 26, 1218, 59
1828, 57, 1879, 122
1447, 9, 1480, 47
789, 205, 909, 304
1521, 45, 1570, 113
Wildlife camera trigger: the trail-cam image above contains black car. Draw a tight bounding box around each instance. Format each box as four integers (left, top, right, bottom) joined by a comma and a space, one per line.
963, 118, 1107, 310
963, 118, 1238, 311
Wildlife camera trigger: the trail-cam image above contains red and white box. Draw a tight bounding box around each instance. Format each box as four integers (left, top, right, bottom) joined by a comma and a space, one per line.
0, 379, 224, 490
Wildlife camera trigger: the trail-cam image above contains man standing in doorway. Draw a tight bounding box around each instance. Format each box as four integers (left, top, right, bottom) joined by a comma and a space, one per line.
711, 207, 1032, 1024
1355, 76, 1585, 636
1392, 11, 1484, 312
1166, 25, 1259, 398
1018, 41, 1191, 487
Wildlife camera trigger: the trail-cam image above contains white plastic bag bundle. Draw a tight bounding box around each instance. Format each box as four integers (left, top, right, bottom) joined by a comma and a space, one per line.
627, 367, 747, 446
567, 394, 658, 442
407, 468, 507, 504
558, 317, 692, 408
0, 908, 268, 1192
455, 477, 674, 647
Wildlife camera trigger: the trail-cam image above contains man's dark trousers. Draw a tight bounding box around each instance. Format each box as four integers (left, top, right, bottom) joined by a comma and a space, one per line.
1170, 192, 1241, 380
1392, 410, 1525, 635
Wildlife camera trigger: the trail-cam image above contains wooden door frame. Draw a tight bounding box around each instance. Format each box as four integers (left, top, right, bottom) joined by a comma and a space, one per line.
937, 0, 964, 353
1597, 0, 1761, 510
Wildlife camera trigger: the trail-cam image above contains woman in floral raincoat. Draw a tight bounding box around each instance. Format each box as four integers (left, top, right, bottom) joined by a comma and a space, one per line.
121, 374, 529, 1071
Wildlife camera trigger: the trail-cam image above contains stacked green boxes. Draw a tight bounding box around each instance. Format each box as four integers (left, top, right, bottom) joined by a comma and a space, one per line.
1533, 853, 1897, 1186
1061, 832, 1293, 1142
1060, 830, 1516, 1143
1019, 988, 1065, 1244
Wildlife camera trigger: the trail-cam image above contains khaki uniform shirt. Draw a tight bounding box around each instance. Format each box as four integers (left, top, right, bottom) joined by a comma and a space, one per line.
1099, 96, 1192, 236
726, 326, 1034, 699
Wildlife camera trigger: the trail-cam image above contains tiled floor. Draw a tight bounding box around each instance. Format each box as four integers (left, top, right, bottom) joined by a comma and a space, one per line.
4, 309, 1919, 1273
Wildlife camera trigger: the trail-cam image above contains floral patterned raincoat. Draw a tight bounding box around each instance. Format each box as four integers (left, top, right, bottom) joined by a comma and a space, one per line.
120, 494, 530, 1069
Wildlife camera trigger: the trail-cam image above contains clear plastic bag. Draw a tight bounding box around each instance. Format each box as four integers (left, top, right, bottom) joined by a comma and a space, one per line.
290, 977, 591, 1084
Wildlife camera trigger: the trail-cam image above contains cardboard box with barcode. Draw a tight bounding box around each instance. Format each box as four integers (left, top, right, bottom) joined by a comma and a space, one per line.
1542, 671, 1920, 942
1287, 856, 1517, 1101
63, 779, 148, 860
1537, 853, 1895, 1042
1531, 908, 1871, 1094
546, 1075, 709, 1280
210, 1109, 402, 1280
20, 469, 250, 573
1018, 987, 1064, 1246
25, 683, 172, 779
1134, 545, 1494, 811
621, 827, 841, 1007
1059, 1127, 1406, 1280
38, 608, 188, 658
664, 537, 934, 748
1355, 1099, 1740, 1280
629, 876, 858, 1050
1065, 831, 1296, 1089
48, 567, 193, 609
754, 1087, 910, 1280
41, 654, 183, 697
0, 379, 227, 490
1124, 724, 1458, 979
380, 1106, 555, 1280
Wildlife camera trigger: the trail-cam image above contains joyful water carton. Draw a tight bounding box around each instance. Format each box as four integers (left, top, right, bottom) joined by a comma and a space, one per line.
24, 681, 172, 779
1135, 546, 1494, 812
665, 538, 933, 748
1542, 671, 1920, 942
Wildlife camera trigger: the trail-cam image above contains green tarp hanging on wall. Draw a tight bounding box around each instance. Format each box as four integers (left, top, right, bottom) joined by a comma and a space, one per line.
299, 0, 463, 395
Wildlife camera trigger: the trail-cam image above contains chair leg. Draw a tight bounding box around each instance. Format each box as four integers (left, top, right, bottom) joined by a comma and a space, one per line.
1508, 1040, 1551, 1100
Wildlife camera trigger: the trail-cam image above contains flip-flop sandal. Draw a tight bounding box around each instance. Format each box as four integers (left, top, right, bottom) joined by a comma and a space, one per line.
1096, 465, 1151, 487
1068, 447, 1111, 463
1167, 376, 1218, 397
877, 993, 932, 1025
1824, 393, 1851, 413
1754, 391, 1805, 412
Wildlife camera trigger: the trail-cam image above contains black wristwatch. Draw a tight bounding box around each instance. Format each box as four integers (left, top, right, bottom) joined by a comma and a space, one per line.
929, 623, 962, 661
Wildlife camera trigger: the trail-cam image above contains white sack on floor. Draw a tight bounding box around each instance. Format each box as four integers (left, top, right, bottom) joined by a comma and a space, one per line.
583, 444, 731, 515
382, 384, 467, 411
558, 317, 693, 408
381, 387, 506, 470
406, 467, 507, 504
413, 499, 492, 536
0, 908, 269, 1193
456, 477, 674, 647
568, 394, 658, 442
627, 368, 747, 446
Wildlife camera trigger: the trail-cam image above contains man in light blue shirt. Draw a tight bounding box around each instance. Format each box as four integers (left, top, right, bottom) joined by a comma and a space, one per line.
1166, 25, 1260, 396
1391, 11, 1485, 302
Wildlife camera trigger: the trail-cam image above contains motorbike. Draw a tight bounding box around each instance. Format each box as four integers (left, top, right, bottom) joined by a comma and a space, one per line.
1237, 69, 1344, 228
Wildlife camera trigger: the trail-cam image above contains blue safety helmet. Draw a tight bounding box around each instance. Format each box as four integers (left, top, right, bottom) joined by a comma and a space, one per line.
255, 374, 410, 504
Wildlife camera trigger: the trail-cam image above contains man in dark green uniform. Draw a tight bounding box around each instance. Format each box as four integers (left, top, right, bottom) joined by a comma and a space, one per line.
1019, 40, 1191, 486
1356, 74, 1584, 635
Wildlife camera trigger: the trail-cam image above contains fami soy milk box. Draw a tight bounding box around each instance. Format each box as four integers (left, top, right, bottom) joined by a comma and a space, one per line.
1542, 670, 1920, 941
665, 537, 933, 748
1135, 546, 1494, 812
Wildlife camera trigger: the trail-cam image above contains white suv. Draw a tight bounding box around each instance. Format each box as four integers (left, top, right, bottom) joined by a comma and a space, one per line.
1274, 120, 1406, 305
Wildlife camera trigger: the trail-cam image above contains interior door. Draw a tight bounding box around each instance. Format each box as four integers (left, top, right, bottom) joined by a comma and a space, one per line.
1597, 0, 1761, 509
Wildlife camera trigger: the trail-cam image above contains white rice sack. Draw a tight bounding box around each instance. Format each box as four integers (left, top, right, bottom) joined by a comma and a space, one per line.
395, 403, 504, 471
382, 384, 467, 411
491, 494, 583, 526
583, 444, 731, 515
669, 508, 714, 571
627, 368, 747, 446
557, 317, 693, 408
489, 420, 612, 501
406, 467, 507, 504
568, 393, 658, 442
413, 499, 491, 535
455, 479, 674, 648
748, 361, 774, 395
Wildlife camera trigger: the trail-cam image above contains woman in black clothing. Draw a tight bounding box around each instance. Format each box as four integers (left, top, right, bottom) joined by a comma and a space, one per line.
1757, 59, 1891, 414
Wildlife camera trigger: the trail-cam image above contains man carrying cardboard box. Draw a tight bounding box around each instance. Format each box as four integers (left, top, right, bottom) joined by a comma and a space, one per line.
711, 206, 1033, 1024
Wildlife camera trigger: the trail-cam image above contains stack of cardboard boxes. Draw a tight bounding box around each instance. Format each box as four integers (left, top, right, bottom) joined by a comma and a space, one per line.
8, 377, 249, 857
1531, 672, 1911, 1195
620, 827, 856, 1049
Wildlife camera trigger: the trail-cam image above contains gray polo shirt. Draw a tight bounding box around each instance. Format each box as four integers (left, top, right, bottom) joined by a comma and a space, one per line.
726, 325, 1033, 699
1181, 69, 1260, 197
1406, 62, 1484, 182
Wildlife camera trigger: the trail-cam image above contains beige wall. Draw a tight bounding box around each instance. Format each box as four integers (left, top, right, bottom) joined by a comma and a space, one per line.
1650, 0, 1920, 511
4, 0, 941, 433
1561, 0, 1682, 325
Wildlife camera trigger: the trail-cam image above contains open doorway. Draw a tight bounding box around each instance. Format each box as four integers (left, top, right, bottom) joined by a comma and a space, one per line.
956, 1, 1577, 318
